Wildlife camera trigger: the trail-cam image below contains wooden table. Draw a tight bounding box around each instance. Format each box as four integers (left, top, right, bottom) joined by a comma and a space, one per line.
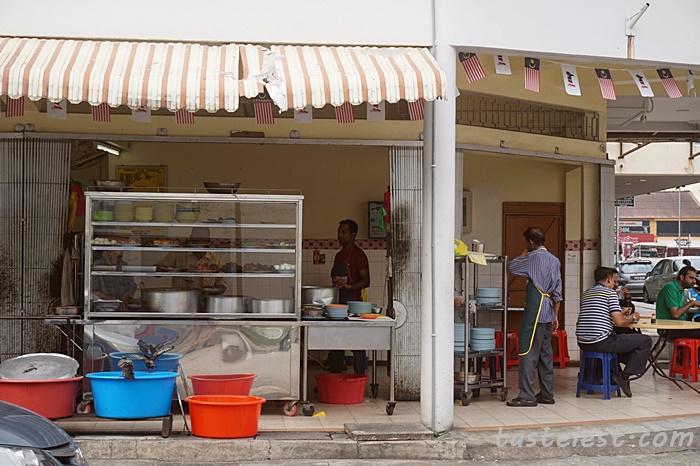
627, 319, 700, 393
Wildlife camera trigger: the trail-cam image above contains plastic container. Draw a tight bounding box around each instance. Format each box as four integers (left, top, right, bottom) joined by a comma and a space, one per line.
0, 376, 83, 419
109, 352, 182, 372
86, 371, 178, 419
315, 373, 368, 404
188, 374, 257, 396
154, 203, 176, 222
186, 395, 266, 438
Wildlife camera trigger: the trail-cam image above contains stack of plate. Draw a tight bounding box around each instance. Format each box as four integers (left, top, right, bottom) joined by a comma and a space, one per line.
92, 202, 114, 221
154, 203, 176, 222
346, 301, 373, 315
114, 201, 135, 222
454, 322, 466, 353
134, 204, 153, 222
476, 287, 501, 306
470, 327, 496, 351
326, 304, 348, 320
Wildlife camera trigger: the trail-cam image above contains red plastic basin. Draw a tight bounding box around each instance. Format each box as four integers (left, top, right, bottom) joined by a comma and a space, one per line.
0, 376, 83, 419
315, 373, 368, 404
188, 373, 256, 396
186, 395, 266, 438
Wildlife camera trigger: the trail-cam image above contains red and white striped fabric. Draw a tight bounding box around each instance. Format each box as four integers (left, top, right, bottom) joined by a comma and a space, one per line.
175, 109, 194, 124
335, 102, 354, 123
253, 99, 275, 124
458, 53, 486, 83
91, 103, 111, 122
408, 98, 425, 121
5, 97, 24, 117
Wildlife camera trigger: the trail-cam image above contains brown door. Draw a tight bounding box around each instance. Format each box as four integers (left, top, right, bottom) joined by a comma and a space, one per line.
503, 202, 565, 332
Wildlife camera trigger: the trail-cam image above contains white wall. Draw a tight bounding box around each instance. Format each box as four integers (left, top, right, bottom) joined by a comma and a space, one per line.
5, 1, 700, 65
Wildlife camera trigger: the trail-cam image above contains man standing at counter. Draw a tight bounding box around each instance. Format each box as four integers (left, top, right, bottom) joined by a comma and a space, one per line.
329, 219, 370, 375
506, 226, 562, 407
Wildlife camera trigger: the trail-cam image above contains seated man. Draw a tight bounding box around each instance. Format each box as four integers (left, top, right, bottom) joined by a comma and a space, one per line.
576, 266, 652, 397
655, 264, 700, 339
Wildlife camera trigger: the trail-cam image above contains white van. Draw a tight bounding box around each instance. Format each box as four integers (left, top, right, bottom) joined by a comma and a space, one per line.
628, 242, 668, 266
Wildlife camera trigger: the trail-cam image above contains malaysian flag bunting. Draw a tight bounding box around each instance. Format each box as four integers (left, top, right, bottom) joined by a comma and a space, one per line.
175, 109, 194, 124
91, 103, 111, 122
595, 69, 617, 100
6, 97, 24, 117
560, 64, 581, 96
366, 101, 386, 122
132, 106, 151, 123
408, 99, 425, 121
629, 70, 654, 97
253, 92, 275, 125
294, 105, 313, 124
335, 102, 354, 123
524, 57, 540, 92
493, 55, 512, 75
656, 69, 682, 98
688, 70, 696, 97
458, 52, 486, 83
47, 100, 67, 120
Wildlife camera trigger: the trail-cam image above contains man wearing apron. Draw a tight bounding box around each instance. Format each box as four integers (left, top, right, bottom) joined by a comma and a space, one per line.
329, 219, 371, 374
506, 227, 563, 407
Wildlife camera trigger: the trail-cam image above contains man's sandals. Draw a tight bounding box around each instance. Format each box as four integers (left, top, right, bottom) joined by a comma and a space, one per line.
506, 397, 537, 407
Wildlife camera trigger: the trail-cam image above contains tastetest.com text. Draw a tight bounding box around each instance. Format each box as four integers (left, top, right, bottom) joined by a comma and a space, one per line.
495, 427, 693, 448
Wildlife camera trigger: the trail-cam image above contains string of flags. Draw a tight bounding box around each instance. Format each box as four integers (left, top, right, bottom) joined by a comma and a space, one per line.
458, 53, 696, 101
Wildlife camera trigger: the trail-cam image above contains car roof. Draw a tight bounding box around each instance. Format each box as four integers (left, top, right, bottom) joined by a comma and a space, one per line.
619, 259, 653, 264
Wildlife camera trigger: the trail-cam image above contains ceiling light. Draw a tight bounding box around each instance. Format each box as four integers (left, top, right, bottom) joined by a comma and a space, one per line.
624, 182, 632, 186
96, 143, 121, 156
638, 178, 647, 182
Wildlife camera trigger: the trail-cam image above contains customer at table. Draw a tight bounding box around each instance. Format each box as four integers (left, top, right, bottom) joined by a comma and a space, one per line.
328, 219, 370, 375
655, 264, 700, 339
614, 286, 638, 335
506, 226, 562, 407
576, 267, 651, 397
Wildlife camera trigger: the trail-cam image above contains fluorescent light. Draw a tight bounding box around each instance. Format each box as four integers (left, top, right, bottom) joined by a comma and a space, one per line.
96, 143, 120, 156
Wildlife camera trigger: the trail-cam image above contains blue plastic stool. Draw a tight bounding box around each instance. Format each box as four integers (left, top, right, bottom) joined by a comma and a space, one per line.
576, 351, 622, 400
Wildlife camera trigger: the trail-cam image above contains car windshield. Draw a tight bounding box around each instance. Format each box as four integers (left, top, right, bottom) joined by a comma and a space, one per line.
619, 263, 652, 274
673, 258, 700, 271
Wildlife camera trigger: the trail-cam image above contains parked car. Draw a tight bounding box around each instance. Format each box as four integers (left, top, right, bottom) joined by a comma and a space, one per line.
616, 259, 653, 300
0, 400, 88, 465
642, 256, 700, 303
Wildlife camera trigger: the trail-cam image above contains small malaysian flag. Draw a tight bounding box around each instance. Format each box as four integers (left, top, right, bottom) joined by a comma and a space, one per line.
595, 68, 617, 100
294, 105, 313, 124
408, 99, 424, 121
524, 57, 540, 92
253, 92, 275, 125
6, 97, 24, 117
175, 109, 194, 124
366, 101, 386, 122
335, 102, 354, 123
657, 69, 683, 98
91, 103, 111, 123
132, 106, 151, 123
458, 52, 486, 83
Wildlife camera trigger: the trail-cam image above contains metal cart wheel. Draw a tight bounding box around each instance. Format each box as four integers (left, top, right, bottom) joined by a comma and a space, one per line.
302, 404, 315, 416
460, 390, 472, 406
370, 383, 379, 399
76, 400, 92, 414
500, 387, 509, 402
161, 414, 173, 438
385, 401, 396, 415
283, 401, 297, 417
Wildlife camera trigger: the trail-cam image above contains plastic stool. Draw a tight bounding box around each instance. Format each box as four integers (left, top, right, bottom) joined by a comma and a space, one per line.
669, 338, 700, 382
551, 330, 571, 368
576, 351, 621, 400
505, 332, 519, 368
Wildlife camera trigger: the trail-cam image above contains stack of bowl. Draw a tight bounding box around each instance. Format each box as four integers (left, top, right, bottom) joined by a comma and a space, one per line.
154, 203, 176, 222
176, 202, 200, 223
454, 322, 466, 353
346, 301, 372, 315
114, 201, 135, 222
476, 287, 501, 306
470, 327, 496, 351
134, 204, 154, 222
326, 304, 348, 320
92, 202, 114, 221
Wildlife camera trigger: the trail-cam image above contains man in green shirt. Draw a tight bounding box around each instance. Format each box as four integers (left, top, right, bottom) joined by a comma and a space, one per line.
655, 265, 700, 339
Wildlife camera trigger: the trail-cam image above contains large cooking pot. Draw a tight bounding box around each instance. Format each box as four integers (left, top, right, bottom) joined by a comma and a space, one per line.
205, 295, 251, 313
251, 299, 294, 314
301, 286, 339, 306
141, 288, 199, 313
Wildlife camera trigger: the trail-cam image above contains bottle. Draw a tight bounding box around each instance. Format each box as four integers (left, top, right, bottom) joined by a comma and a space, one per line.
651, 313, 656, 324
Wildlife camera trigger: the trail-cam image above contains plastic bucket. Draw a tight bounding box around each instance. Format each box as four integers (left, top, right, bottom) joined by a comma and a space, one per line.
109, 352, 182, 372
188, 374, 257, 396
0, 376, 83, 419
186, 395, 266, 438
86, 371, 178, 419
315, 373, 368, 404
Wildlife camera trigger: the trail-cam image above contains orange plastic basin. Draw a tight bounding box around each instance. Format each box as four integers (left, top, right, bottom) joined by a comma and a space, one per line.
188, 373, 256, 396
186, 395, 266, 438
0, 376, 83, 419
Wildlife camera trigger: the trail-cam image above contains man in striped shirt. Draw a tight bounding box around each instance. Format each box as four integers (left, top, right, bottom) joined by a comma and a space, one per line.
576, 267, 651, 397
506, 227, 563, 407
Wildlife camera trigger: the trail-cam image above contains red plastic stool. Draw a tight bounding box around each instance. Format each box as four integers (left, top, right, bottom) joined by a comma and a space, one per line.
505, 332, 519, 368
669, 338, 700, 382
551, 330, 571, 368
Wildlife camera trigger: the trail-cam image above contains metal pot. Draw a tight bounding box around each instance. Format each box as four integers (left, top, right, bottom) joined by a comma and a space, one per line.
251, 298, 294, 314
301, 286, 339, 306
141, 288, 199, 313
205, 295, 251, 313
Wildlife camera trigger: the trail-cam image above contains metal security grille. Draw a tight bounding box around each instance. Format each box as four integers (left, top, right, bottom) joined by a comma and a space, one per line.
456, 92, 600, 141
0, 136, 71, 361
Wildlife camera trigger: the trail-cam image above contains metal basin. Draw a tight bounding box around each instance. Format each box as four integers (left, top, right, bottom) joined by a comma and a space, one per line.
205, 296, 251, 313
142, 288, 199, 313
301, 286, 339, 306
251, 299, 294, 314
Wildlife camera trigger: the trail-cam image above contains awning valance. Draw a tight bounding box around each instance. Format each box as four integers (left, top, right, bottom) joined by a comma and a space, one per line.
0, 37, 446, 114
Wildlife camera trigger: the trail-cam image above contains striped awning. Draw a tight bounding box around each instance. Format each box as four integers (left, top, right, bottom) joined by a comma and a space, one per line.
0, 37, 446, 114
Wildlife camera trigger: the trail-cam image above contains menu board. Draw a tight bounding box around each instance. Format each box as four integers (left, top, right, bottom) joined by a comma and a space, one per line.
115, 165, 167, 188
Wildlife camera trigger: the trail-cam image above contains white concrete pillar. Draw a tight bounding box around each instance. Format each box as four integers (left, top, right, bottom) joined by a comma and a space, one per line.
421, 43, 456, 433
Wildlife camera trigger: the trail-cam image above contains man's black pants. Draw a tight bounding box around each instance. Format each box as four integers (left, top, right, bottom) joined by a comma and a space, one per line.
579, 332, 652, 376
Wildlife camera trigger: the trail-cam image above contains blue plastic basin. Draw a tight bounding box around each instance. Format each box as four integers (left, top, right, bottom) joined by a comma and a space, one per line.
86, 371, 179, 419
108, 352, 182, 372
